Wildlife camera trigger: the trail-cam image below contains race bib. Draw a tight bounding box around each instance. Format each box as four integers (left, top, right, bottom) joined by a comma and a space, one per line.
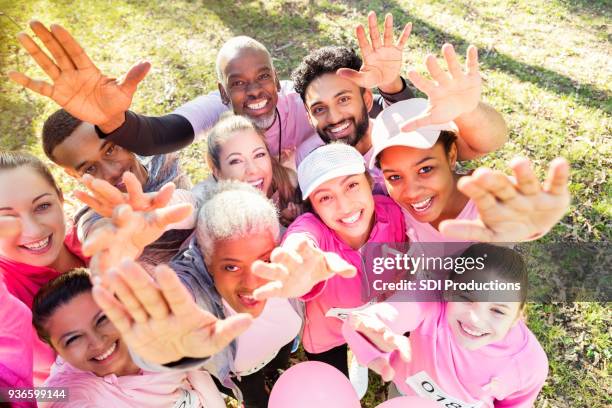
405, 371, 484, 408
172, 389, 201, 408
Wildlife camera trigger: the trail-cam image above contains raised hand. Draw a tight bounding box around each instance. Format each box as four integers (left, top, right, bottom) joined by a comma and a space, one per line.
345, 304, 411, 381
75, 172, 175, 218
84, 202, 193, 276
337, 11, 411, 92
251, 236, 356, 300
8, 21, 149, 132
439, 157, 571, 242
401, 44, 482, 132
92, 260, 252, 365
0, 217, 21, 237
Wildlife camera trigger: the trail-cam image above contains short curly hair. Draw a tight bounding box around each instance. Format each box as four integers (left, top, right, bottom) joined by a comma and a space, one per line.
291, 46, 362, 103
42, 109, 83, 162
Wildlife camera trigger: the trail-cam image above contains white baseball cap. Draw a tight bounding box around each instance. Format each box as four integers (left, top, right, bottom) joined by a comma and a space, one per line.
369, 98, 458, 168
298, 143, 365, 199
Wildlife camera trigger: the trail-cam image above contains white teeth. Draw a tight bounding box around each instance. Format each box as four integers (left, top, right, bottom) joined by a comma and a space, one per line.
93, 341, 117, 361
341, 211, 361, 224
240, 294, 256, 302
410, 197, 432, 212
23, 236, 50, 250
460, 322, 486, 337
247, 100, 267, 110
248, 179, 264, 189
330, 121, 350, 133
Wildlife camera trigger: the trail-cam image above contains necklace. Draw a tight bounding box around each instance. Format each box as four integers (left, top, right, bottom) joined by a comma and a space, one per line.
275, 107, 282, 163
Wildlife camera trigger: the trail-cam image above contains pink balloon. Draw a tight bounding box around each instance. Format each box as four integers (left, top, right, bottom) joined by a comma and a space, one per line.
375, 396, 441, 408
269, 361, 361, 408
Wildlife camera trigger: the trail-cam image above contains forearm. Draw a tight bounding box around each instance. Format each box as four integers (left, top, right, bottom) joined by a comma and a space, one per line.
95, 111, 195, 156
454, 101, 509, 160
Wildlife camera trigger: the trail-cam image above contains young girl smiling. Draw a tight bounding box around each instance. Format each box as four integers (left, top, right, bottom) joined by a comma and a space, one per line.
343, 244, 548, 407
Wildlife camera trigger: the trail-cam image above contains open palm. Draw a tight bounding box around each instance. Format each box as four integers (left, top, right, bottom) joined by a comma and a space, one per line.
440, 158, 571, 242
402, 44, 482, 132
93, 261, 252, 364
9, 21, 149, 128
338, 11, 411, 89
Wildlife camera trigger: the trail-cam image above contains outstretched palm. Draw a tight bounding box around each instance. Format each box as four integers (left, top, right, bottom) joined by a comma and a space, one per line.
338, 11, 411, 89
9, 21, 149, 129
440, 157, 571, 242
401, 44, 482, 131
93, 261, 252, 364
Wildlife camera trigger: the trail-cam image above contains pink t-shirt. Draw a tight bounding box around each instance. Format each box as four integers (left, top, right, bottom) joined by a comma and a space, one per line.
41, 358, 225, 408
345, 302, 548, 408
403, 199, 478, 244
175, 81, 313, 169
283, 195, 406, 353
0, 227, 88, 386
0, 279, 36, 408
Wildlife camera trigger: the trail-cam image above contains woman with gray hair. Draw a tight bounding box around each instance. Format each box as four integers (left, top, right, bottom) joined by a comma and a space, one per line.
85, 180, 304, 408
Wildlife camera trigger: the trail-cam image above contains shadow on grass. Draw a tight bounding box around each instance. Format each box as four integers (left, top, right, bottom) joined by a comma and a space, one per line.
555, 0, 612, 20
196, 0, 347, 76
333, 0, 612, 115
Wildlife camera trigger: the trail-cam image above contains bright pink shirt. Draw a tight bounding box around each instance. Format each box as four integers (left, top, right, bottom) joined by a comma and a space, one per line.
344, 302, 548, 407
283, 195, 406, 353
41, 359, 225, 408
0, 279, 37, 408
403, 199, 478, 244
0, 227, 88, 386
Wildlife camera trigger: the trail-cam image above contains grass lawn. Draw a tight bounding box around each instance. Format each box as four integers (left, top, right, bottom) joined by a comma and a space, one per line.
1, 0, 610, 407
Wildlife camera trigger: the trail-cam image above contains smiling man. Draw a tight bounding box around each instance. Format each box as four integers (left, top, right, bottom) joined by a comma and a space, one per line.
291, 43, 510, 190
41, 109, 193, 265
10, 13, 413, 170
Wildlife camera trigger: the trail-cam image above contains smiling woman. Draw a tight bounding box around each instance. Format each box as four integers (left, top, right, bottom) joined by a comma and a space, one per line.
205, 113, 303, 226
31, 269, 225, 408
0, 151, 88, 386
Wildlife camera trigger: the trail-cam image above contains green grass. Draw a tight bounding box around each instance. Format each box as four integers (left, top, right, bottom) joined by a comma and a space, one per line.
1, 0, 610, 406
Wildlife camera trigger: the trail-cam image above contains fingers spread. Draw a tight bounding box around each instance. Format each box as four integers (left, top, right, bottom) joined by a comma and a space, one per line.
30, 20, 75, 71
396, 22, 412, 49
472, 169, 518, 202
354, 24, 373, 56
382, 13, 394, 47
210, 313, 253, 350
154, 264, 198, 317
16, 32, 60, 79
120, 61, 151, 95
8, 71, 54, 97
425, 54, 451, 86
121, 260, 170, 320
367, 11, 382, 49
442, 43, 463, 78
92, 284, 133, 333
406, 69, 435, 95
107, 268, 148, 323
544, 157, 570, 196
509, 157, 540, 195
456, 175, 498, 212
466, 45, 480, 76
50, 24, 94, 70
152, 203, 193, 229
151, 182, 176, 209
